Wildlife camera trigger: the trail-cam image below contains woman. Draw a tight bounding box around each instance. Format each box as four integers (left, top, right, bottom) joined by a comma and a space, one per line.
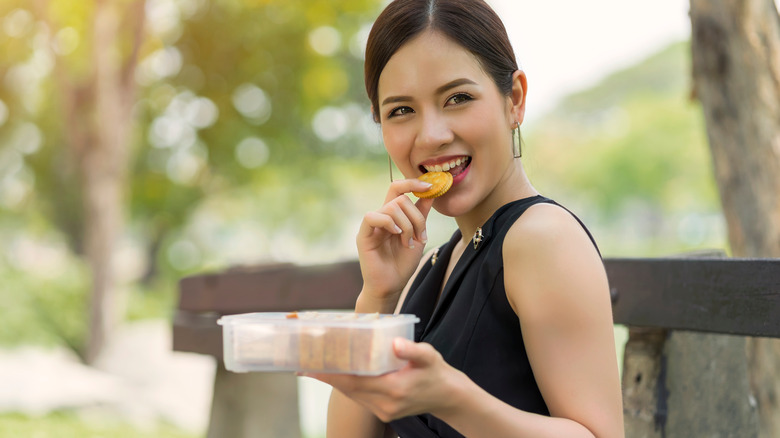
308, 0, 624, 437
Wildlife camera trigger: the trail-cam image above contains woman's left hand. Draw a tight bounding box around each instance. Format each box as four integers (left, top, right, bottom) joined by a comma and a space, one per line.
306, 337, 466, 423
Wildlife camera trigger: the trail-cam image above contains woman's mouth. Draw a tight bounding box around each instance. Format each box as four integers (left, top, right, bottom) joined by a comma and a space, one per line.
419, 156, 472, 178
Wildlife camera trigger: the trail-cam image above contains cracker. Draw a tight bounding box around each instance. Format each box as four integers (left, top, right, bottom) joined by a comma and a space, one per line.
412, 171, 453, 198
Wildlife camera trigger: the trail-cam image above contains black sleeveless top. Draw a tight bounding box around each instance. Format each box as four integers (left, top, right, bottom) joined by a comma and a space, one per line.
389, 196, 598, 437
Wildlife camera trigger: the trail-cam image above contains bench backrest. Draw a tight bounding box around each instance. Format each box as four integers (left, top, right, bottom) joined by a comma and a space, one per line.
173, 257, 780, 358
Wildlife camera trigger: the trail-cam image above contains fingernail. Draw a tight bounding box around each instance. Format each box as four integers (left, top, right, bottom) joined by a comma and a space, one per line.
393, 338, 404, 353
421, 230, 428, 244
408, 238, 415, 249
393, 225, 402, 234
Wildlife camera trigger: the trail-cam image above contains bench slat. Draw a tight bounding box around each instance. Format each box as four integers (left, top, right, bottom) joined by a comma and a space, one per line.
173, 311, 222, 357
607, 258, 780, 337
173, 260, 364, 357
177, 260, 363, 314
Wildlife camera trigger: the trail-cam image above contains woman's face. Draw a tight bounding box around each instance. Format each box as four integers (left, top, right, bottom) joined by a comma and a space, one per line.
377, 31, 522, 217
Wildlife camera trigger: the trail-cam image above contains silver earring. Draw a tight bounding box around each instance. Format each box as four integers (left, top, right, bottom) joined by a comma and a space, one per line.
388, 155, 394, 183
512, 122, 522, 158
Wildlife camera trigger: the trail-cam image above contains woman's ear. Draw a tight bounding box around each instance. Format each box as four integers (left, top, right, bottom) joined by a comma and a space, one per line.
510, 70, 528, 125
370, 105, 380, 124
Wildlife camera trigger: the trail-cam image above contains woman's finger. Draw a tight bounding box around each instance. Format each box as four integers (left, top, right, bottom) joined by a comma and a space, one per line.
393, 338, 439, 367
381, 198, 417, 248
361, 210, 403, 239
362, 195, 423, 249
397, 196, 431, 243
384, 178, 433, 204
358, 178, 438, 247
415, 197, 435, 221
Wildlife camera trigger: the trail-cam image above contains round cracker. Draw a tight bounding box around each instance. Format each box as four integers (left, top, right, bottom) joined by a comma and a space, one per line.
412, 171, 453, 198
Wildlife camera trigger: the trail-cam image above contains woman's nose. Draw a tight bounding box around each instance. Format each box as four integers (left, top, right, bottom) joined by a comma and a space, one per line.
415, 112, 454, 150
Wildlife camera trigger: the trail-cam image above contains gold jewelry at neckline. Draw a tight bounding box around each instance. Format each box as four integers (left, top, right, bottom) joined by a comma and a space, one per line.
431, 247, 440, 266
472, 227, 484, 249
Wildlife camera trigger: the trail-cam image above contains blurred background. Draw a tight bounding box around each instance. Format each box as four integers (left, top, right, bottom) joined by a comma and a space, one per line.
0, 0, 736, 436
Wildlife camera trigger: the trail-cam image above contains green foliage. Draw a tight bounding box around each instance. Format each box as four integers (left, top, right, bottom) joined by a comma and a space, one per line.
0, 412, 197, 438
0, 259, 195, 354
526, 42, 726, 255
128, 0, 383, 275
0, 0, 385, 281
125, 275, 182, 322
0, 263, 89, 351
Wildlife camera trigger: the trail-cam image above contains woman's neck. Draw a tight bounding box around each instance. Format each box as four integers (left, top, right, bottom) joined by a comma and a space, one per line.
455, 162, 538, 245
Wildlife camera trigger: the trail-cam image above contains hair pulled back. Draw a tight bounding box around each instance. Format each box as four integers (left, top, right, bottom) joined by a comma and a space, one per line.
364, 0, 519, 120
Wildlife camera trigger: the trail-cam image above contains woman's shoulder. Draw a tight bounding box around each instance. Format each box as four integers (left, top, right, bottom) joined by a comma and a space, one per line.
504, 201, 594, 254
501, 200, 609, 318
501, 200, 603, 283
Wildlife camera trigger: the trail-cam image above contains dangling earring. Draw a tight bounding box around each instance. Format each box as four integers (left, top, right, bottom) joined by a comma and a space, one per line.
512, 121, 522, 158
388, 154, 394, 183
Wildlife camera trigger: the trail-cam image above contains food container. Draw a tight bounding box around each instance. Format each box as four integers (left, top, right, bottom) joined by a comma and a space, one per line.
218, 311, 420, 375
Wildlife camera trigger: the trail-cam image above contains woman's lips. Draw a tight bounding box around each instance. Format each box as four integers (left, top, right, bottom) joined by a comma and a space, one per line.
450, 158, 470, 185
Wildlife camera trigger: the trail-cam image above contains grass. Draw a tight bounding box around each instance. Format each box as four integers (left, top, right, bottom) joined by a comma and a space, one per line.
0, 263, 90, 351
0, 411, 329, 438
0, 412, 199, 438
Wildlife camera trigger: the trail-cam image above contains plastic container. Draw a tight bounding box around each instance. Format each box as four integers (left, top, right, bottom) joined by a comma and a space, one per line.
218, 311, 420, 375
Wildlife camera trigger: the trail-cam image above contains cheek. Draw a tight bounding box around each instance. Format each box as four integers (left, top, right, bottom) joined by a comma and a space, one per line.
382, 127, 413, 160
455, 102, 504, 140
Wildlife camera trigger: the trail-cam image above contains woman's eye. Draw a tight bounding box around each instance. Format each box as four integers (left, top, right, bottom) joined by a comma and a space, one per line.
388, 106, 414, 118
447, 93, 472, 106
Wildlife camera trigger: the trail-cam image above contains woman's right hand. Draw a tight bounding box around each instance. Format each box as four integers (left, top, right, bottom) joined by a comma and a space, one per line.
356, 178, 435, 311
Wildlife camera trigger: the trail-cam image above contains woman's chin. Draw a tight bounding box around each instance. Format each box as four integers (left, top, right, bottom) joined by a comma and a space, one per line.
431, 196, 471, 219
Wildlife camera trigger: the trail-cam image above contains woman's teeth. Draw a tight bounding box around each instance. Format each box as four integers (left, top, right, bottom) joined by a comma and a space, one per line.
423, 157, 467, 173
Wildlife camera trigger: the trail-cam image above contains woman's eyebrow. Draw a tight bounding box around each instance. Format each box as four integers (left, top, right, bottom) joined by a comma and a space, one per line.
380, 78, 478, 107
435, 78, 477, 95
381, 95, 411, 106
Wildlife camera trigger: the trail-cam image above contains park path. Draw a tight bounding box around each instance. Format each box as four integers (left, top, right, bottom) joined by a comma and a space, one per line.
0, 320, 215, 434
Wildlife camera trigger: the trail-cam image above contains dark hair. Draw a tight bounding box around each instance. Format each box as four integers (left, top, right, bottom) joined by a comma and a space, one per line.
364, 0, 518, 120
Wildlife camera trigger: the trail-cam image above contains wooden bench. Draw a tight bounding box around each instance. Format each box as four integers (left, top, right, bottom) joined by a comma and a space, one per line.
174, 261, 363, 438
173, 256, 780, 437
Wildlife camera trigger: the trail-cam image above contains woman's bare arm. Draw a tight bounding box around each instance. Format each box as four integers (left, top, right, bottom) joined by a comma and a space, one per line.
326, 390, 391, 438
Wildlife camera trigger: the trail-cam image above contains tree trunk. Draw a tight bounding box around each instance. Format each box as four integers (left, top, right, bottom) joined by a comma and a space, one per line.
38, 0, 145, 363
690, 0, 780, 436
82, 0, 144, 364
